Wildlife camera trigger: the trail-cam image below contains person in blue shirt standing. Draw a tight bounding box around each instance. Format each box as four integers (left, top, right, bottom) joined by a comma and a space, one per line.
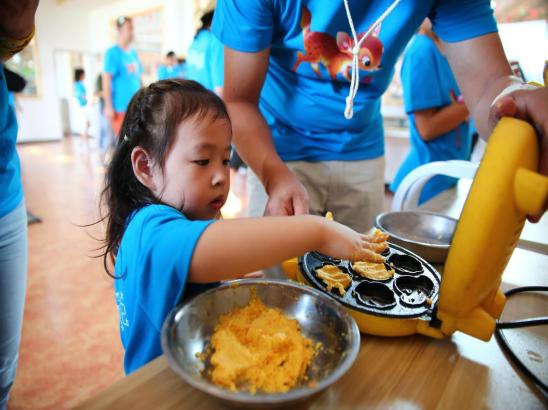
390, 19, 471, 204
212, 0, 548, 240
185, 10, 224, 96
100, 79, 385, 374
102, 16, 142, 138
157, 51, 185, 81
0, 1, 39, 408
73, 68, 90, 147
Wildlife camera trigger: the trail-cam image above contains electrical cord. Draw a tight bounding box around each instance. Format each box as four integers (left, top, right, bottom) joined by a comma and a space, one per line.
495, 286, 548, 395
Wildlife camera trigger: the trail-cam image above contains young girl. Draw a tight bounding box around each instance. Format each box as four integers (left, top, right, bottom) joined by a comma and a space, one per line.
101, 79, 383, 374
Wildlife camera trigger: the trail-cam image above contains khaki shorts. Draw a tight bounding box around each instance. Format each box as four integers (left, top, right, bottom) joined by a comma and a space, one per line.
247, 157, 385, 279
247, 157, 385, 232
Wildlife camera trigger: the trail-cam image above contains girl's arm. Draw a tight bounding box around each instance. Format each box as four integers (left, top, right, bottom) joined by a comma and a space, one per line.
188, 215, 374, 283
414, 102, 469, 142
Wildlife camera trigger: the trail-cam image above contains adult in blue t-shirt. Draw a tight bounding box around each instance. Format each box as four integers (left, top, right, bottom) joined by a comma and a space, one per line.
157, 51, 185, 81
0, 3, 37, 405
102, 16, 142, 137
212, 0, 548, 234
114, 205, 214, 374
186, 10, 224, 95
0, 62, 28, 410
390, 19, 471, 205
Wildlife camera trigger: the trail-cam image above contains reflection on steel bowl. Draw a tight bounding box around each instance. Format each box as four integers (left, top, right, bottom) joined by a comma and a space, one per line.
375, 211, 458, 264
161, 279, 360, 408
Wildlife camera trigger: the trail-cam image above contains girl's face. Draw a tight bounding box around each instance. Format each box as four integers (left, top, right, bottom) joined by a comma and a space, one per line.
151, 115, 232, 220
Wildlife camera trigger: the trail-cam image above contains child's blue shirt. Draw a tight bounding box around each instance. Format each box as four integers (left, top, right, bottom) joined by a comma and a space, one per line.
114, 204, 214, 374
74, 81, 87, 107
390, 34, 471, 203
157, 64, 185, 81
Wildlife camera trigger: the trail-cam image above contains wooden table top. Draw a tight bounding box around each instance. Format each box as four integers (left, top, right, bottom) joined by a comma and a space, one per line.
76, 247, 547, 410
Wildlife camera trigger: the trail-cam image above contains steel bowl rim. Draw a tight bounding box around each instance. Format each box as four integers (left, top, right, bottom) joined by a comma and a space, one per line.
375, 211, 457, 250
161, 278, 361, 404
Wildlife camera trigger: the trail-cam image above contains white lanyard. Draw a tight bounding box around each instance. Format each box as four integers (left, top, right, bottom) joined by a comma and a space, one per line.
343, 0, 402, 119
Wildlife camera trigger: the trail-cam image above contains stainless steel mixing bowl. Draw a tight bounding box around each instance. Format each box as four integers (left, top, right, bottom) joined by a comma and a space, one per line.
161, 279, 360, 407
375, 211, 458, 264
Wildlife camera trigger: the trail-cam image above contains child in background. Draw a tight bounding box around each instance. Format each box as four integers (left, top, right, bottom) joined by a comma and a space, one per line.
157, 51, 185, 80
73, 68, 90, 147
390, 19, 471, 204
101, 79, 383, 374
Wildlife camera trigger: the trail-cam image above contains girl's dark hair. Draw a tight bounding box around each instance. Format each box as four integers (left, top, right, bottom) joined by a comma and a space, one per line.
100, 79, 230, 277
74, 68, 85, 82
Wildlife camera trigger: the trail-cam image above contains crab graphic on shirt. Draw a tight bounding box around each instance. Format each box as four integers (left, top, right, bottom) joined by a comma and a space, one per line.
292, 6, 384, 84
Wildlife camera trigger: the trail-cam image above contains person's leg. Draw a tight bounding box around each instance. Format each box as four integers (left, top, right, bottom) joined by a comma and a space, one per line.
0, 201, 28, 410
326, 157, 385, 233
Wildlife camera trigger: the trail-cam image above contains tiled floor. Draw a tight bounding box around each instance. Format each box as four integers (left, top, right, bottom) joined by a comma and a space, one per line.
9, 139, 124, 409
8, 138, 393, 409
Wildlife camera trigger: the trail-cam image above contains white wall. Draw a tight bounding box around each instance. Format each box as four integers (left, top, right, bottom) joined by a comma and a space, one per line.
17, 0, 196, 142
89, 0, 196, 57
498, 20, 547, 84
17, 0, 96, 141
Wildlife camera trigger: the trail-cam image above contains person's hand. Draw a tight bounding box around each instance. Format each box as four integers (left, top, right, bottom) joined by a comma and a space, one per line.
488, 85, 548, 222
489, 86, 548, 175
264, 166, 309, 216
317, 219, 386, 263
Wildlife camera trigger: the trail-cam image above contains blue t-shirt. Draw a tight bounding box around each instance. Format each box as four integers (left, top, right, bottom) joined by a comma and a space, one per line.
0, 65, 23, 218
185, 29, 224, 92
114, 204, 214, 374
8, 92, 15, 109
212, 0, 496, 162
390, 34, 471, 204
157, 64, 185, 81
104, 45, 142, 113
74, 81, 87, 107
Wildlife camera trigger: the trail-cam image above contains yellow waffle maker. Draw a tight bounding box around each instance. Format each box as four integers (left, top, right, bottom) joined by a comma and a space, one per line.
283, 117, 548, 341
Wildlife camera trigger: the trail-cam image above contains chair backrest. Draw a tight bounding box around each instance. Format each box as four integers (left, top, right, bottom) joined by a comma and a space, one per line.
391, 160, 479, 211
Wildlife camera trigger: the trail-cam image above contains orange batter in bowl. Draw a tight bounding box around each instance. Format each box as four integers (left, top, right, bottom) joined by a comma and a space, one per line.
209, 292, 316, 394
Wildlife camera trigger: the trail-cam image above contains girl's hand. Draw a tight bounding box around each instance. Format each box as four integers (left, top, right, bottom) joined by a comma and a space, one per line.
317, 220, 385, 263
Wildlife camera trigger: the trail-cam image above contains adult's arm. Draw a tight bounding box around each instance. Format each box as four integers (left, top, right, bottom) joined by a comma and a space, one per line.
223, 46, 309, 216
444, 32, 548, 219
